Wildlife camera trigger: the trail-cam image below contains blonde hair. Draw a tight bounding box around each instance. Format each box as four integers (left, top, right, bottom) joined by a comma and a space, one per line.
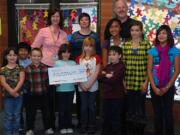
81, 37, 96, 59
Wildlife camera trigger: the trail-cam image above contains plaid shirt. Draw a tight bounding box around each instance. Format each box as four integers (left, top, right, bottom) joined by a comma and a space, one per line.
122, 40, 151, 91
25, 63, 49, 95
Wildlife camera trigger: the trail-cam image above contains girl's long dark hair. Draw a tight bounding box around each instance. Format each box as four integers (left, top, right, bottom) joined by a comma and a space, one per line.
104, 18, 122, 40
154, 25, 174, 47
1, 47, 19, 67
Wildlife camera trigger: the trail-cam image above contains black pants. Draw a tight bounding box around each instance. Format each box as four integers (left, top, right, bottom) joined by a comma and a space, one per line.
102, 98, 124, 135
57, 91, 74, 129
26, 94, 51, 130
126, 91, 146, 135
151, 87, 175, 135
75, 85, 81, 127
48, 85, 56, 130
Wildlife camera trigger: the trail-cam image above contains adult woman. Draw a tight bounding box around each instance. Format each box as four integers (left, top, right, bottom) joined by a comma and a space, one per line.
31, 8, 67, 131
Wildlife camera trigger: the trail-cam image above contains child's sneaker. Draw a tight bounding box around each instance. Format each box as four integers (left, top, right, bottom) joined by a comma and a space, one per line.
25, 130, 34, 135
60, 129, 67, 134
45, 128, 54, 135
66, 128, 73, 134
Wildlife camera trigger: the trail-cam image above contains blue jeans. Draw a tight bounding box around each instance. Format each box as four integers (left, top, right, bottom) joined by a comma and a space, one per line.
4, 96, 22, 135
80, 91, 97, 127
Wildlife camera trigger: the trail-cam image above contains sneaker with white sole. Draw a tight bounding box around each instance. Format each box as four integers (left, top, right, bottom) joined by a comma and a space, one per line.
67, 128, 73, 134
60, 129, 67, 134
45, 128, 54, 135
25, 130, 34, 135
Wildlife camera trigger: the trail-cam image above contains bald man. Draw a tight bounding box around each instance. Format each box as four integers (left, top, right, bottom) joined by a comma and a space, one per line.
114, 0, 135, 40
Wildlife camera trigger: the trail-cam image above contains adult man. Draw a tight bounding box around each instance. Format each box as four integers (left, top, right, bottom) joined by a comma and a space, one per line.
114, 0, 135, 40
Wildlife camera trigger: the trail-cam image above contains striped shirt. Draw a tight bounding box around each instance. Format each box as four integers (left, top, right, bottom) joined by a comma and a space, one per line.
122, 40, 151, 91
25, 63, 49, 95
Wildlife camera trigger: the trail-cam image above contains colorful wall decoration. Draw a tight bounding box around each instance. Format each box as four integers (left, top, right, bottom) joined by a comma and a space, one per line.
128, 1, 180, 44
18, 9, 48, 45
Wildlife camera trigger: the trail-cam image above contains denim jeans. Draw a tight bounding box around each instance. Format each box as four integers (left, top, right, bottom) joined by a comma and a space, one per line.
80, 91, 97, 128
4, 96, 22, 135
151, 87, 175, 135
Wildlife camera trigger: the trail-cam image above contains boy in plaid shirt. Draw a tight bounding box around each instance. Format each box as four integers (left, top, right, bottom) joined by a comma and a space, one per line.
25, 48, 54, 135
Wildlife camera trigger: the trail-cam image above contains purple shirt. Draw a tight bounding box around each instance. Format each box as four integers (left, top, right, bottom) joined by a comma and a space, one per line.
31, 27, 67, 66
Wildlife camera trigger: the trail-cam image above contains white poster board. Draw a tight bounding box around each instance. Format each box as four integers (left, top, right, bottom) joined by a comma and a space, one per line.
48, 65, 87, 85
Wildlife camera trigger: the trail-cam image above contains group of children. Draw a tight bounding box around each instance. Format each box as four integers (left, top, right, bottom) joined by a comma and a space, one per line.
0, 20, 180, 135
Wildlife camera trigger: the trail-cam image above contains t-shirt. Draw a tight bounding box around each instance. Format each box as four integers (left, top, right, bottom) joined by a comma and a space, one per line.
148, 46, 180, 86
0, 65, 24, 97
70, 31, 102, 59
19, 58, 32, 68
54, 60, 76, 92
122, 40, 151, 91
76, 55, 101, 92
120, 17, 135, 40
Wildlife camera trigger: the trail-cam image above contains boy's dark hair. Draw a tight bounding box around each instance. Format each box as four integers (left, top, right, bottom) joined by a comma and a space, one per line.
104, 18, 122, 40
78, 13, 91, 26
47, 8, 63, 28
2, 47, 19, 67
109, 46, 122, 55
155, 25, 174, 47
30, 48, 43, 57
58, 43, 72, 60
17, 42, 31, 53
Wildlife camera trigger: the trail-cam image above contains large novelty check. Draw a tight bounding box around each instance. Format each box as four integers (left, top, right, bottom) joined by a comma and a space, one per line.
48, 65, 87, 85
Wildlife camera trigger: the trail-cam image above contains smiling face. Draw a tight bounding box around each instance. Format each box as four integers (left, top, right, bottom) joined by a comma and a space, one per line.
109, 21, 121, 37
114, 0, 128, 20
7, 50, 18, 65
51, 12, 60, 26
108, 50, 121, 64
79, 16, 90, 29
157, 29, 168, 45
62, 51, 71, 61
130, 25, 143, 40
18, 48, 29, 60
30, 50, 42, 66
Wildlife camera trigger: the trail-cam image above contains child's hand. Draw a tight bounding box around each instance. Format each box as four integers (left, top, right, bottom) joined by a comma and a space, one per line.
9, 90, 19, 97
153, 87, 163, 96
102, 71, 106, 75
106, 73, 113, 78
140, 82, 148, 94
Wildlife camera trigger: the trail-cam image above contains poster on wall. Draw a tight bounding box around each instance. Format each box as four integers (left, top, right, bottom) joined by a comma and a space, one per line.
15, 4, 50, 45
60, 2, 98, 40
128, 1, 180, 44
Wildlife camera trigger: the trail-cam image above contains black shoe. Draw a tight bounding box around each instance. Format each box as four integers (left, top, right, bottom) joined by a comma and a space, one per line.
87, 127, 96, 134
78, 127, 87, 134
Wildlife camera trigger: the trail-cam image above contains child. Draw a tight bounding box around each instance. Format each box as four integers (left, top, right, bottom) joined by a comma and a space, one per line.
99, 46, 125, 135
103, 18, 124, 66
147, 25, 180, 135
0, 48, 25, 135
54, 44, 76, 134
122, 21, 151, 135
17, 42, 31, 131
25, 48, 54, 135
76, 37, 101, 134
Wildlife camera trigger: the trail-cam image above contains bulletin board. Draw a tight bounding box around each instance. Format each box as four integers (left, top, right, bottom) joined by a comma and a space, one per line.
15, 3, 50, 45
